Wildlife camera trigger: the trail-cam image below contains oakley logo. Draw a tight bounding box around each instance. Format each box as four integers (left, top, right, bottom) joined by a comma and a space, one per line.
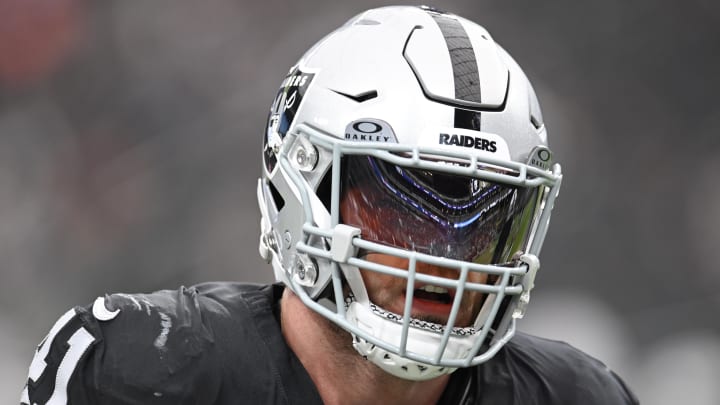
352, 121, 382, 133
346, 133, 393, 142
439, 133, 497, 152
527, 146, 553, 170
345, 118, 397, 143
537, 149, 551, 161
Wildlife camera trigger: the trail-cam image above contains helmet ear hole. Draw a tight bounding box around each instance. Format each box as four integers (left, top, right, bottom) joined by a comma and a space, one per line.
530, 114, 542, 129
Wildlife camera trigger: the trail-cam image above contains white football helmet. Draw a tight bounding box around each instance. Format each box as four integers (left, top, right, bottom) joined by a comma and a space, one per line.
257, 5, 562, 381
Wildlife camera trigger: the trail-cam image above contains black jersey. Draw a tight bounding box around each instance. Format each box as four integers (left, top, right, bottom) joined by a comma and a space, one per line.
21, 282, 638, 405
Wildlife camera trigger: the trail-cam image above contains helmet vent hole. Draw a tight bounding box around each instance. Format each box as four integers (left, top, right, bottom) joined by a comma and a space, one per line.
317, 170, 333, 212
356, 19, 380, 26
268, 181, 285, 211
530, 113, 542, 129
331, 89, 378, 103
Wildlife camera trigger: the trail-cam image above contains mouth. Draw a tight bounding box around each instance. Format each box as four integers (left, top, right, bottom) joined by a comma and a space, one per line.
412, 284, 453, 305
403, 284, 460, 323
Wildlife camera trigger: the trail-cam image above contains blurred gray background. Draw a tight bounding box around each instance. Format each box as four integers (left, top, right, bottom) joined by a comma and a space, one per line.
2, 0, 719, 403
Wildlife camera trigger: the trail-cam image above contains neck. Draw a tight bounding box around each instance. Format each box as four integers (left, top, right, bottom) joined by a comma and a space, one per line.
280, 288, 450, 405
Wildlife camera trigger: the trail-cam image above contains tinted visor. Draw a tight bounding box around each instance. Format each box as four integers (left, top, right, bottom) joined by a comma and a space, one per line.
340, 156, 540, 264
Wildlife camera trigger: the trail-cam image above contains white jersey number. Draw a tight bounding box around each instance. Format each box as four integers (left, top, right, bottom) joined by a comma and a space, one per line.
21, 309, 96, 405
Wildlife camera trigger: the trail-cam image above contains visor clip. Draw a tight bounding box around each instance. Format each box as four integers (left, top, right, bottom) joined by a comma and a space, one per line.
331, 224, 361, 262
517, 253, 540, 292
512, 253, 540, 319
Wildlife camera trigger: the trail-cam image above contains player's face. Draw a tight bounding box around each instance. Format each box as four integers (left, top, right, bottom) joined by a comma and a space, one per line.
359, 254, 487, 328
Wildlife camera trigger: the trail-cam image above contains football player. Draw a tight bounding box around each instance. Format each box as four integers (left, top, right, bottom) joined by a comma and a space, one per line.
22, 6, 638, 404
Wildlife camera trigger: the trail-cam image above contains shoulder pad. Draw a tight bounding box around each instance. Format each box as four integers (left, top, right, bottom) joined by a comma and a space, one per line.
22, 288, 221, 404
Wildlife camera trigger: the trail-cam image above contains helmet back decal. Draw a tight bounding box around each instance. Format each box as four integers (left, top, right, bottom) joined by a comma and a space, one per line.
264, 68, 315, 174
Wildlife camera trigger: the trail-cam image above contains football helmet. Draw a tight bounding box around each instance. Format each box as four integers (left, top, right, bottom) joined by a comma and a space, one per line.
257, 5, 562, 381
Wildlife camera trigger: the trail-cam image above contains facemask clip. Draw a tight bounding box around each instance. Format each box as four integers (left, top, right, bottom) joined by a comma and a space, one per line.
331, 224, 361, 262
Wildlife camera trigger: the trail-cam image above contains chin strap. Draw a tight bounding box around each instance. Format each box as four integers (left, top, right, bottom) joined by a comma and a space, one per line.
352, 334, 456, 381
345, 299, 479, 381
343, 293, 453, 381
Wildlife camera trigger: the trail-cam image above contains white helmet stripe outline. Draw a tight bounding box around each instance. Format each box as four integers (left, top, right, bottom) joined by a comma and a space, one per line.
406, 6, 509, 111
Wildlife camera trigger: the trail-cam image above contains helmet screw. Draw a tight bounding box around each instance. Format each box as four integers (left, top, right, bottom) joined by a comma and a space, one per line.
296, 149, 307, 165
293, 255, 318, 286
290, 138, 318, 171
283, 231, 292, 249
263, 232, 278, 252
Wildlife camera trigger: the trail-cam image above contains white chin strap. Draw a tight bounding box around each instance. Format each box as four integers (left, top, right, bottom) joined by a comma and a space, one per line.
346, 301, 476, 381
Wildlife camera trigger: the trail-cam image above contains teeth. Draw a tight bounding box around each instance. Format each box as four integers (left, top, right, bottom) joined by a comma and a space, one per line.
419, 285, 448, 294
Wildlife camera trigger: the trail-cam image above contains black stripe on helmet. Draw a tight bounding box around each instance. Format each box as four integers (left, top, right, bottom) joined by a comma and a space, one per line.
425, 11, 482, 104
423, 9, 482, 130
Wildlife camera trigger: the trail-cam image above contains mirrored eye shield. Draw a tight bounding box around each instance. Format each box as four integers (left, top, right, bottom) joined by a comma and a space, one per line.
340, 185, 507, 262
360, 155, 529, 228
340, 154, 540, 263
